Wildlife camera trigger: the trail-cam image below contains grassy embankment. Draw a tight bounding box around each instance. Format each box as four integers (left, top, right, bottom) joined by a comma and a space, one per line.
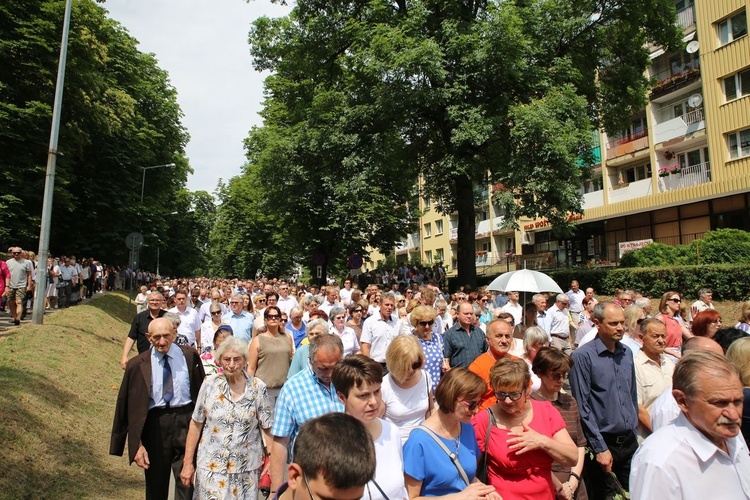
0, 293, 143, 499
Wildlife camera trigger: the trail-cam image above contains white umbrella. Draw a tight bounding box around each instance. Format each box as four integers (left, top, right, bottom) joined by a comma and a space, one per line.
486, 269, 563, 294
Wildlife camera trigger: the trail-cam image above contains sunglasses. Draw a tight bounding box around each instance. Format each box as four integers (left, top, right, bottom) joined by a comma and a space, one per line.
668, 298, 681, 303
353, 309, 363, 313
545, 372, 568, 381
265, 314, 281, 320
418, 320, 434, 327
411, 359, 423, 370
257, 299, 266, 303
495, 391, 524, 402
457, 399, 481, 411
211, 311, 222, 316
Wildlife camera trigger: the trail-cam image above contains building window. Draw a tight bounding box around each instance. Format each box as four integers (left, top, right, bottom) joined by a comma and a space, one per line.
436, 248, 444, 262
718, 10, 747, 46
435, 220, 444, 235
424, 197, 431, 211
425, 250, 433, 264
727, 128, 750, 159
423, 222, 432, 238
621, 163, 651, 183
481, 209, 489, 221
724, 68, 750, 102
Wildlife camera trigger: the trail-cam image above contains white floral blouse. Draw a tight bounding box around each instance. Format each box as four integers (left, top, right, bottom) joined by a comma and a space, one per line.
192, 372, 273, 474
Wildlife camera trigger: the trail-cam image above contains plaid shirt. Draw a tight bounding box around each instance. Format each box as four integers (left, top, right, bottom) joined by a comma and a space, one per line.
443, 323, 488, 368
270, 366, 343, 446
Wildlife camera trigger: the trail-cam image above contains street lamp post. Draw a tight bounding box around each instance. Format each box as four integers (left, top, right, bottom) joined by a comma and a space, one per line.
140, 163, 176, 202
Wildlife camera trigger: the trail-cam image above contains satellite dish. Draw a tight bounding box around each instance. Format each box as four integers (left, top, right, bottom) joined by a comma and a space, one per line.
686, 40, 700, 54
687, 94, 703, 108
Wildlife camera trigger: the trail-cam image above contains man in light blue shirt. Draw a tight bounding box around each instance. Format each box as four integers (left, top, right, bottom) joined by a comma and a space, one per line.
222, 293, 254, 342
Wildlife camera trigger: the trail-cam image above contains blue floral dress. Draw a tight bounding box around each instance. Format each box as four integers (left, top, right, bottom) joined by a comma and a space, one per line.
192, 372, 273, 499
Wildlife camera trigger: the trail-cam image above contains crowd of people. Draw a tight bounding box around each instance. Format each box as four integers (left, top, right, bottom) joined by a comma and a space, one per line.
110, 275, 750, 500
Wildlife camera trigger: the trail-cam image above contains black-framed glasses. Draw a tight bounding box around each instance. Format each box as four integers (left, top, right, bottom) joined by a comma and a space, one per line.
257, 299, 266, 303
12, 251, 21, 255
545, 372, 568, 381
418, 320, 434, 327
495, 391, 524, 402
353, 308, 363, 313
211, 311, 222, 316
265, 314, 281, 320
668, 298, 681, 303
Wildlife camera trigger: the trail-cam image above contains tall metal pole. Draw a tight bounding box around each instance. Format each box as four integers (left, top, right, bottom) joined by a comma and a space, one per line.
33, 0, 73, 325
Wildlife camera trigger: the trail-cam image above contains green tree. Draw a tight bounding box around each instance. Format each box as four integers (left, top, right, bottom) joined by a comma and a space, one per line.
0, 0, 191, 269
248, 0, 681, 287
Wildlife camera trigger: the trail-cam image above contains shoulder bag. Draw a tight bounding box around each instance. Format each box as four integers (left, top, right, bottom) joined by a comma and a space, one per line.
417, 425, 470, 486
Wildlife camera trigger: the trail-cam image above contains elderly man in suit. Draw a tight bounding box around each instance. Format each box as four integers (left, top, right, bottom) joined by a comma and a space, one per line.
110, 317, 205, 500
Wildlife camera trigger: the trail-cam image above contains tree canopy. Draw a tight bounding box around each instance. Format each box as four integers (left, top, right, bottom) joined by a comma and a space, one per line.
0, 0, 207, 276
240, 0, 681, 286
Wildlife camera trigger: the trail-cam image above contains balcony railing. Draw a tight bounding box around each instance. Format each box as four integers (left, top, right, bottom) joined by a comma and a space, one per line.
607, 129, 648, 149
676, 5, 695, 29
650, 66, 701, 99
658, 161, 711, 192
606, 129, 650, 160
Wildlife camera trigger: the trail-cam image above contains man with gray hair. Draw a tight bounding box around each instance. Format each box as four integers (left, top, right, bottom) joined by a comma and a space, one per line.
269, 334, 345, 495
548, 293, 573, 354
690, 288, 715, 321
634, 297, 652, 318
221, 293, 254, 342
630, 351, 750, 499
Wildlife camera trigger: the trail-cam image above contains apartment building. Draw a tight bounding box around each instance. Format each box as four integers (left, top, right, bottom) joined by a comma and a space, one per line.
369, 0, 749, 276
520, 0, 750, 268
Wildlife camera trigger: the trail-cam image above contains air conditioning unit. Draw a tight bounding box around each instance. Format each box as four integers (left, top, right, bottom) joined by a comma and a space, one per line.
521, 231, 535, 246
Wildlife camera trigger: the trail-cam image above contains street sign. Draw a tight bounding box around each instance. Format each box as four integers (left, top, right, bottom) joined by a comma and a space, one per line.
348, 253, 363, 269
316, 266, 322, 278
125, 232, 144, 250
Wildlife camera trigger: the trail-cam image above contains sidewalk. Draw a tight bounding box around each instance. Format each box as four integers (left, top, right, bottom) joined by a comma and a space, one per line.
0, 291, 107, 332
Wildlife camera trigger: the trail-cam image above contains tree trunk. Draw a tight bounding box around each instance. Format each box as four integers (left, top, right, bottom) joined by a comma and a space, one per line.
455, 174, 477, 290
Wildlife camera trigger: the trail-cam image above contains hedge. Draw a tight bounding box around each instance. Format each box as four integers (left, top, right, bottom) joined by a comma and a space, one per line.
551, 264, 750, 302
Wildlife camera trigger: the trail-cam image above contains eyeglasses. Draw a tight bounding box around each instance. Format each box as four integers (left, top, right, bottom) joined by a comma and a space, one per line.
230, 301, 242, 304
411, 359, 423, 370
353, 309, 363, 313
211, 311, 222, 316
12, 251, 21, 255
545, 372, 568, 381
257, 299, 266, 304
668, 298, 681, 303
457, 399, 481, 411
265, 314, 281, 320
495, 391, 524, 402
418, 320, 434, 327
711, 319, 723, 325
480, 299, 488, 303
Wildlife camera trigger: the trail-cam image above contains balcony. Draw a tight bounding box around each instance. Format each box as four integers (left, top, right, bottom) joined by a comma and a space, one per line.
653, 107, 705, 144
658, 162, 711, 192
476, 216, 507, 239
583, 189, 604, 209
407, 232, 420, 250
676, 5, 695, 30
609, 178, 652, 203
650, 66, 701, 100
606, 129, 650, 160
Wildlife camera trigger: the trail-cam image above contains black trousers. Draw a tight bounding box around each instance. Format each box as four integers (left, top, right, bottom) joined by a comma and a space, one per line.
141, 405, 193, 500
584, 431, 637, 500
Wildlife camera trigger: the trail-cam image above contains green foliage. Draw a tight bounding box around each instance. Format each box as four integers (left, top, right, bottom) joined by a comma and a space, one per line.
0, 0, 205, 274
620, 230, 750, 268
601, 264, 750, 302
245, 0, 681, 286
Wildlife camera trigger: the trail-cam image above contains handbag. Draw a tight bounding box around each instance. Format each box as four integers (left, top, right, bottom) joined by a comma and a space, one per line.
476, 408, 495, 484
418, 425, 470, 486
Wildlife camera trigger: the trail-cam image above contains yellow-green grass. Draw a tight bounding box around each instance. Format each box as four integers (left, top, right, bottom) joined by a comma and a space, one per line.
0, 293, 142, 499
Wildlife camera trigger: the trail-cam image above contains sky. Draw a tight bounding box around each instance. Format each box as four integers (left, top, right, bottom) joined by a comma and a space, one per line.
103, 0, 292, 194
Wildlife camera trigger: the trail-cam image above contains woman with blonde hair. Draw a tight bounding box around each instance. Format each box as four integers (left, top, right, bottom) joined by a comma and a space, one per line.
381, 334, 433, 444
621, 305, 644, 355
410, 305, 444, 389
734, 300, 750, 333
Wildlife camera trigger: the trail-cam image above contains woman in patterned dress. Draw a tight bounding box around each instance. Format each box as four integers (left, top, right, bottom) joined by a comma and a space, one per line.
180, 337, 273, 499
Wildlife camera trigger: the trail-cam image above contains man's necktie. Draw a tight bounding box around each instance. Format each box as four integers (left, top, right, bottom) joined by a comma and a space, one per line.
162, 354, 173, 407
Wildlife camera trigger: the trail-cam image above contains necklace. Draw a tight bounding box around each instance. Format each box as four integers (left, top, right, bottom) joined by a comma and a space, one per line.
438, 417, 461, 455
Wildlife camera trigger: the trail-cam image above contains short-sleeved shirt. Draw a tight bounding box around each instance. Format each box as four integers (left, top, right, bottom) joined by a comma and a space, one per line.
443, 323, 488, 368
469, 351, 518, 411
222, 310, 254, 343
128, 309, 167, 353
7, 258, 32, 288
168, 306, 202, 346
635, 350, 675, 441
271, 366, 343, 447
403, 422, 479, 496
381, 371, 432, 444
472, 401, 566, 500
360, 313, 402, 362
415, 331, 444, 390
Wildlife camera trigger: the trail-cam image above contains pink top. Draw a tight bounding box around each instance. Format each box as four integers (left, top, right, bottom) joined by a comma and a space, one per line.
472, 399, 565, 500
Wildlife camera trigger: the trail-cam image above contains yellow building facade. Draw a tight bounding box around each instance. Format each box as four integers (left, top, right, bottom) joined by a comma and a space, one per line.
370, 0, 749, 275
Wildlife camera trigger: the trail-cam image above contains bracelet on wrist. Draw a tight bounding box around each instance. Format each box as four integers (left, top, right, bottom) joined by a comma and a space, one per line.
569, 471, 581, 482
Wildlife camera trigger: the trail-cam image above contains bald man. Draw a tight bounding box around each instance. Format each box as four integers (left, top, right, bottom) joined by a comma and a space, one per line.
111, 318, 205, 499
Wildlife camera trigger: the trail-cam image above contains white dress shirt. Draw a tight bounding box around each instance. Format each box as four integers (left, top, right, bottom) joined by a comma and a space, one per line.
631, 413, 750, 499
